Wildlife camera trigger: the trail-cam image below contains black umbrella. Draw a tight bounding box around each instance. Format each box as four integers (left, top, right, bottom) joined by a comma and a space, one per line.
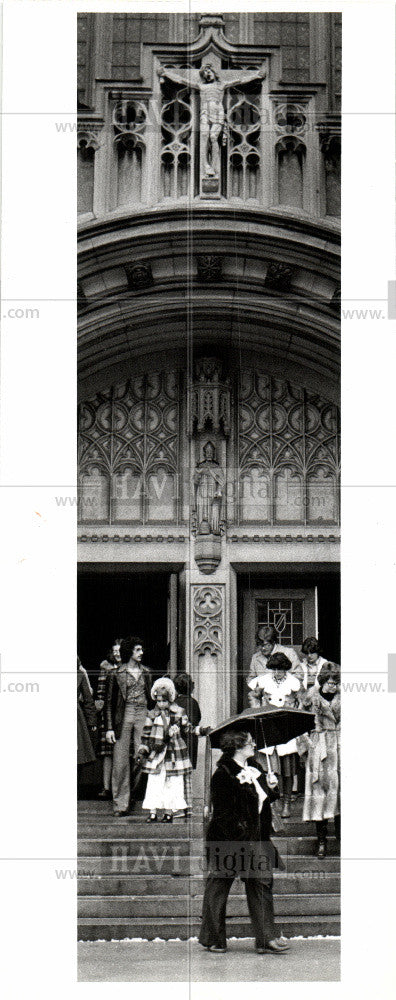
203, 705, 315, 830
208, 704, 315, 750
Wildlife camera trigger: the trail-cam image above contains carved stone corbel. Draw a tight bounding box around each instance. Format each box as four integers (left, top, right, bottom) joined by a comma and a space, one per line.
196, 255, 223, 281
265, 261, 294, 291
126, 262, 153, 290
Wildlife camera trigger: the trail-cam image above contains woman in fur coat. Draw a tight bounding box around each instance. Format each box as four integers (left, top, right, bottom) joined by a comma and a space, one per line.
299, 661, 341, 857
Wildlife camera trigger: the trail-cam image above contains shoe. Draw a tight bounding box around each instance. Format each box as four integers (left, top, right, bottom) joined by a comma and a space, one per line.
161, 813, 173, 823
208, 946, 227, 953
98, 789, 111, 800
281, 797, 291, 818
146, 813, 157, 823
113, 809, 129, 816
317, 839, 327, 858
263, 939, 290, 954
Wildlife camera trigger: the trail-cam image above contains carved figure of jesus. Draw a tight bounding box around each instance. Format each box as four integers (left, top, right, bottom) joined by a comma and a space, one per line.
158, 61, 266, 179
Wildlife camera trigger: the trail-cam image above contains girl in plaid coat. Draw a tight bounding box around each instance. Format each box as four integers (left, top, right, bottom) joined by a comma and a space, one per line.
137, 677, 208, 823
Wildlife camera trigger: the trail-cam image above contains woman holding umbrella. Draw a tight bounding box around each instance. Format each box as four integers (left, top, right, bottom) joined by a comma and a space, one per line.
198, 728, 290, 955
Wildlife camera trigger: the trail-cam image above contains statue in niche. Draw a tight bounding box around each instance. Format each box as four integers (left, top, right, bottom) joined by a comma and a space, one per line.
194, 441, 225, 535
158, 62, 266, 180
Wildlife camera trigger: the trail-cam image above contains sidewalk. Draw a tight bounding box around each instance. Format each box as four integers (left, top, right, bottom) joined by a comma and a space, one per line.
78, 937, 340, 982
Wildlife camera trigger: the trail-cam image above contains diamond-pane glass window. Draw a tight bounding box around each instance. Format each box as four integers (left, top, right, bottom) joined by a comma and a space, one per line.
257, 598, 304, 648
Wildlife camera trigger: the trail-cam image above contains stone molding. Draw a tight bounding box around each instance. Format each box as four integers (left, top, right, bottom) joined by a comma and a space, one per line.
78, 533, 187, 543
229, 533, 339, 543
78, 203, 340, 244
77, 531, 338, 544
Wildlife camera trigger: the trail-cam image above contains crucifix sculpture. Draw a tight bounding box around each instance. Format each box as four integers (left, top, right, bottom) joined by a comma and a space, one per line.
158, 61, 266, 186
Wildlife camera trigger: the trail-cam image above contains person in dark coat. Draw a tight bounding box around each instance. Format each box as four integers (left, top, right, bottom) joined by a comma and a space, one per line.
95, 639, 122, 799
105, 636, 152, 816
199, 729, 291, 955
174, 672, 202, 769
77, 660, 97, 784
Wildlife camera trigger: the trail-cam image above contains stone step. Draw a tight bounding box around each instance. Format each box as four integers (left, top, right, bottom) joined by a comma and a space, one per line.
77, 914, 341, 941
78, 821, 199, 837
78, 873, 340, 896
78, 837, 190, 857
77, 799, 204, 811
77, 803, 310, 822
78, 892, 340, 919
77, 819, 323, 838
78, 853, 340, 876
78, 797, 303, 810
78, 835, 339, 857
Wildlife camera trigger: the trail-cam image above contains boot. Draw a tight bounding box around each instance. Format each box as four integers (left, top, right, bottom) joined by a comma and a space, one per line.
281, 776, 292, 818
296, 761, 305, 795
316, 819, 328, 857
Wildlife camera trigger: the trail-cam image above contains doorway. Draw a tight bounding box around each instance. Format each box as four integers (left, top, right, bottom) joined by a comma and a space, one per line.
237, 569, 340, 710
77, 566, 179, 688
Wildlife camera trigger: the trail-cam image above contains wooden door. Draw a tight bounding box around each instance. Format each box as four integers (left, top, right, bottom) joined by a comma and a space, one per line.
241, 586, 317, 707
166, 572, 178, 677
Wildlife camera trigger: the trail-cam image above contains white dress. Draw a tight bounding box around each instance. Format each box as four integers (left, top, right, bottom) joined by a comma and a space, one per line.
248, 672, 301, 755
142, 748, 187, 811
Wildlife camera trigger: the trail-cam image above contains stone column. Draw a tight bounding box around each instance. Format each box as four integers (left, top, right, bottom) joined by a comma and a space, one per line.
188, 573, 231, 800
190, 580, 230, 728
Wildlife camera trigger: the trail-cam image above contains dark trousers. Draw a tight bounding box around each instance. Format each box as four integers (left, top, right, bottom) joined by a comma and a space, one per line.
317, 815, 340, 840
199, 874, 276, 950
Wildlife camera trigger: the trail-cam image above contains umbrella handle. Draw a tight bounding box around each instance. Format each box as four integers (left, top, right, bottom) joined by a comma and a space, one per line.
265, 752, 275, 779
261, 733, 275, 778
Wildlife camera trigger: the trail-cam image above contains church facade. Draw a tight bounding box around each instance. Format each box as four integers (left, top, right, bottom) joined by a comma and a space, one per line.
77, 12, 341, 726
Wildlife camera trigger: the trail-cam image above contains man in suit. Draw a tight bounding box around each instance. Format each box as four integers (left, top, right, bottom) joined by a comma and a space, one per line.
247, 625, 301, 707
105, 636, 151, 815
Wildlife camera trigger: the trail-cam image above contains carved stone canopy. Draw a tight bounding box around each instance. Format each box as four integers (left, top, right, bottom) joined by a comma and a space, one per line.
190, 357, 231, 437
